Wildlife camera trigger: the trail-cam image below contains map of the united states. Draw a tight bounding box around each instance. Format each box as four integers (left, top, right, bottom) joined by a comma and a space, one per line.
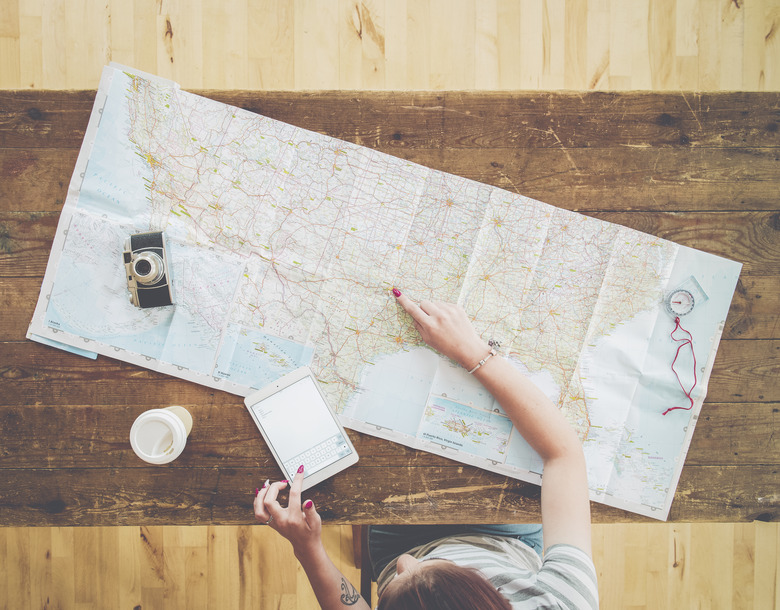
29, 66, 741, 519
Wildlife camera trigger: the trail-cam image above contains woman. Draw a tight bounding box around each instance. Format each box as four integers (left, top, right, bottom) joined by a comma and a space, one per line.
254, 290, 598, 609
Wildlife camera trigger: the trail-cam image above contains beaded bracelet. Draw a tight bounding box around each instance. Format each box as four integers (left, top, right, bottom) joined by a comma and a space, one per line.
467, 347, 497, 374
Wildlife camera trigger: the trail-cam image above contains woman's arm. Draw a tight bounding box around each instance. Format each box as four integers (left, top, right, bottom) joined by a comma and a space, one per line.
394, 292, 592, 556
254, 469, 370, 609
295, 544, 369, 610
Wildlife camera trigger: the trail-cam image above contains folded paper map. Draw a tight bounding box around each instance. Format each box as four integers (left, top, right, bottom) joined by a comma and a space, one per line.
29, 65, 741, 519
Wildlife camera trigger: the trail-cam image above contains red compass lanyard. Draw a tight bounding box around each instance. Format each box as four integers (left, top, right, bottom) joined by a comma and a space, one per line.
663, 316, 697, 416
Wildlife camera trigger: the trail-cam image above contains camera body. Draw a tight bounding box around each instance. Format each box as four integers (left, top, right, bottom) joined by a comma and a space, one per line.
123, 231, 174, 308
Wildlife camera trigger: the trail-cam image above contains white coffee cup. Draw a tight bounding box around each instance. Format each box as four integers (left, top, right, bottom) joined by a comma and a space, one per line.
130, 406, 193, 464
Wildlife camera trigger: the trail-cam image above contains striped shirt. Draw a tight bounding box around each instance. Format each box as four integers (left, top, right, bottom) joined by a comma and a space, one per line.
377, 535, 599, 609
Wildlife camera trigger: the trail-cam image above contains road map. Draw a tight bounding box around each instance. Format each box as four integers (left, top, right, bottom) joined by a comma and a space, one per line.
28, 65, 742, 519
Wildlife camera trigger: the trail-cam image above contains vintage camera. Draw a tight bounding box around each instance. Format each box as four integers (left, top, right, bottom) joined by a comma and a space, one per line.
123, 231, 174, 308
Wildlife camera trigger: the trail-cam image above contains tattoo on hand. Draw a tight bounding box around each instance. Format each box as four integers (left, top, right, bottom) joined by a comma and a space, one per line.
340, 578, 361, 606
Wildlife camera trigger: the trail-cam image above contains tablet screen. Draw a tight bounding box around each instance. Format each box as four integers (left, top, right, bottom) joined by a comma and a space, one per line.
249, 376, 352, 478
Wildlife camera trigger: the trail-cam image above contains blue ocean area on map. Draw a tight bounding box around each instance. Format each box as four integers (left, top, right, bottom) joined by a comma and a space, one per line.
346, 347, 441, 436
429, 359, 500, 413
214, 323, 314, 389
160, 312, 224, 375
78, 73, 151, 225
45, 290, 172, 359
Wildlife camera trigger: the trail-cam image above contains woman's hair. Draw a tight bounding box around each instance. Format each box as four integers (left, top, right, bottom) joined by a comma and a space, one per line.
377, 561, 511, 610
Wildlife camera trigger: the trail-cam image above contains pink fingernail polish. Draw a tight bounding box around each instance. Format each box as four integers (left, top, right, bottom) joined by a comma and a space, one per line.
304, 500, 313, 509
297, 464, 304, 474
255, 488, 259, 496
281, 479, 288, 484
392, 288, 401, 297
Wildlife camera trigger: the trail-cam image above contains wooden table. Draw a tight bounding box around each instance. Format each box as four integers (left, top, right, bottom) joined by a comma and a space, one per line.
1, 91, 778, 526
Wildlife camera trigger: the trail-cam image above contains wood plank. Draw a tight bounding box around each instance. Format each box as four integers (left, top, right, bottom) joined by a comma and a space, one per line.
753, 520, 780, 609
0, 463, 776, 526
705, 340, 780, 403
149, 89, 780, 149
687, 403, 780, 465
0, 211, 58, 276
1, 91, 779, 150
0, 148, 75, 211
3, 145, 779, 214
0, 401, 775, 469
2, 522, 777, 609
2, 0, 779, 91
4, 527, 32, 609
0, 91, 94, 148
725, 276, 780, 340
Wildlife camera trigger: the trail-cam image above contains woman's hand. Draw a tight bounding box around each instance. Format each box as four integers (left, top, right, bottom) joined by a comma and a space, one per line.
254, 466, 322, 559
393, 289, 490, 370
255, 470, 371, 609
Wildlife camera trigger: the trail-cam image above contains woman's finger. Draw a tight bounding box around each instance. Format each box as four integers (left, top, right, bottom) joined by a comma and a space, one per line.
394, 290, 428, 325
418, 300, 440, 317
253, 479, 271, 520
253, 495, 267, 521
262, 479, 289, 516
256, 479, 269, 498
288, 464, 305, 508
302, 499, 321, 529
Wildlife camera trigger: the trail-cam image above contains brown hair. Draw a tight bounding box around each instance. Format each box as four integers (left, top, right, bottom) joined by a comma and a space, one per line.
377, 562, 511, 610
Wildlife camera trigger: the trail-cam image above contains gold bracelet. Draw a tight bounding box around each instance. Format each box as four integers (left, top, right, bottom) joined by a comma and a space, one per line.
468, 347, 497, 374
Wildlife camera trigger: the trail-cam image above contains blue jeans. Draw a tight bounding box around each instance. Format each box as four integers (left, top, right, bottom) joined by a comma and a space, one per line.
368, 524, 543, 580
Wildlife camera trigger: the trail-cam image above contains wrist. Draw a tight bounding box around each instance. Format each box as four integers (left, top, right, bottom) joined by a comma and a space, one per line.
293, 539, 328, 566
459, 341, 492, 371
467, 346, 498, 374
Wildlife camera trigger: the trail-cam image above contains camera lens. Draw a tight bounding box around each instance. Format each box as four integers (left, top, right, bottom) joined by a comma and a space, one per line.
132, 251, 165, 285
135, 259, 152, 276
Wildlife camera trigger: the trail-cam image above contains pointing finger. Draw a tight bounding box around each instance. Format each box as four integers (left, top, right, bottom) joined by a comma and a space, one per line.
288, 464, 304, 508
418, 300, 441, 317
393, 289, 428, 325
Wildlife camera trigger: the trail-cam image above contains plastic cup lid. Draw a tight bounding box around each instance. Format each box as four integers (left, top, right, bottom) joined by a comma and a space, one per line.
130, 409, 188, 464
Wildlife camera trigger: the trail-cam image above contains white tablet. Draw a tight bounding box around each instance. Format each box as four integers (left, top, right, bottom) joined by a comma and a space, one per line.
244, 367, 359, 491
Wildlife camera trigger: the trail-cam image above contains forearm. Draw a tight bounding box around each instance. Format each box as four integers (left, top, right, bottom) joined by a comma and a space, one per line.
470, 350, 592, 554
468, 349, 582, 462
295, 543, 371, 610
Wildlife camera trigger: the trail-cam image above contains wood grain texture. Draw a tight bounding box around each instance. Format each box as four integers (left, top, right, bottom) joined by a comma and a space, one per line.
0, 522, 777, 609
0, 524, 360, 610
2, 0, 780, 91
592, 522, 780, 609
4, 90, 780, 148
0, 89, 778, 526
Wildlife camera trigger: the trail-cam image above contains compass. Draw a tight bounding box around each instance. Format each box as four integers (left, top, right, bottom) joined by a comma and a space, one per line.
665, 288, 695, 317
